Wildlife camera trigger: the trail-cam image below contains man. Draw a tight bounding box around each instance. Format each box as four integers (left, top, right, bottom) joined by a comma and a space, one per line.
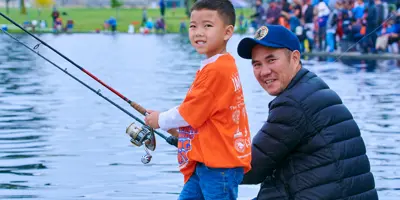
250, 0, 266, 29
237, 25, 378, 199
266, 0, 281, 25
301, 0, 314, 52
326, 1, 342, 52
366, 0, 378, 53
51, 6, 60, 29
159, 0, 166, 17
316, 0, 330, 50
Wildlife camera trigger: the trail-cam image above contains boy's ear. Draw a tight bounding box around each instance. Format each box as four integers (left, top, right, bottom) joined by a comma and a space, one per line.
224, 25, 234, 41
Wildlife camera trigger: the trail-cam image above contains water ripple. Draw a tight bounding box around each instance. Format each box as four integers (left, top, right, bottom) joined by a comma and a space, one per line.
0, 34, 399, 200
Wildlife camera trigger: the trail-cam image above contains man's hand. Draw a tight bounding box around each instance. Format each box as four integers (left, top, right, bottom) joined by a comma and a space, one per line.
144, 110, 161, 129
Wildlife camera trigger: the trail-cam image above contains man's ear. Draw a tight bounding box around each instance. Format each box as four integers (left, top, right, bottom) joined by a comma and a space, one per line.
292, 50, 301, 65
224, 25, 234, 41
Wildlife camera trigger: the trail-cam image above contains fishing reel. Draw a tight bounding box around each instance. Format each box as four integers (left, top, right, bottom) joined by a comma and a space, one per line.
125, 122, 156, 164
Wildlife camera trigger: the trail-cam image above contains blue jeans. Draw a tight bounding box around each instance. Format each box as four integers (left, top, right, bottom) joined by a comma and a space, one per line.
178, 162, 244, 200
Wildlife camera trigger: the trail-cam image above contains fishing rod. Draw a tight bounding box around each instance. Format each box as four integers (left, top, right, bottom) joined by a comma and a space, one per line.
0, 12, 178, 164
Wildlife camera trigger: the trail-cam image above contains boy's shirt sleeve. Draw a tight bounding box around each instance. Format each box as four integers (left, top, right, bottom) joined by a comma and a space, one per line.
178, 68, 223, 129
158, 106, 189, 131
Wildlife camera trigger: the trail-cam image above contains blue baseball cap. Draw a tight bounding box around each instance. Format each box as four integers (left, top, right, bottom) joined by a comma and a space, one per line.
237, 25, 301, 59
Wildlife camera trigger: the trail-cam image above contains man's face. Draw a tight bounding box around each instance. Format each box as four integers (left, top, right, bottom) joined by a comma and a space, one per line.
251, 45, 300, 96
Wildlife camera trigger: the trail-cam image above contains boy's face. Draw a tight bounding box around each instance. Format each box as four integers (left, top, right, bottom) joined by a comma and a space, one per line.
189, 9, 233, 58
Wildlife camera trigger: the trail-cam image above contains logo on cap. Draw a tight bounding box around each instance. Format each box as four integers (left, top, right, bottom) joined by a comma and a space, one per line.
254, 26, 268, 40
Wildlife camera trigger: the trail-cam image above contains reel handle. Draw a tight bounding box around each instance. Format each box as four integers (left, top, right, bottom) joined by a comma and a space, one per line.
128, 102, 178, 148
141, 154, 152, 164
141, 146, 152, 164
129, 101, 147, 116
128, 101, 179, 148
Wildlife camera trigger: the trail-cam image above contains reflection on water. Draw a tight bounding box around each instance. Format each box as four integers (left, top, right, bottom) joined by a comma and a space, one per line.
0, 33, 399, 199
0, 34, 55, 199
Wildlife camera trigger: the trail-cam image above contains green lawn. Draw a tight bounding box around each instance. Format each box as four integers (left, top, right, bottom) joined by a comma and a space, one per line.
0, 7, 253, 33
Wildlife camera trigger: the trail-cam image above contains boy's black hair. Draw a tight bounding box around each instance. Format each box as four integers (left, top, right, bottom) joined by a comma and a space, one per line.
191, 0, 236, 26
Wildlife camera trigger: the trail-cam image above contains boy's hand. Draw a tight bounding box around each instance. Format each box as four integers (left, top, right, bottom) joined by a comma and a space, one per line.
167, 129, 179, 137
144, 110, 160, 129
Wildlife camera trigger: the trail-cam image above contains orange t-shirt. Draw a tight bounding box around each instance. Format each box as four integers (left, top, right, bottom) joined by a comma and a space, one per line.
177, 54, 252, 183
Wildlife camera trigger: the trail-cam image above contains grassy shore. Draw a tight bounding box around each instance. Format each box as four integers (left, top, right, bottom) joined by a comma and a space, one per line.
0, 7, 253, 33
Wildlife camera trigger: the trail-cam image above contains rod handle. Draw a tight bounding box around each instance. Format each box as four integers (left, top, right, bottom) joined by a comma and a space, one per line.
166, 136, 178, 147
130, 101, 147, 116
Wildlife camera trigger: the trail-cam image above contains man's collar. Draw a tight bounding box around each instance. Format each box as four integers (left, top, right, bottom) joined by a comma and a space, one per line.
268, 67, 309, 108
286, 67, 309, 90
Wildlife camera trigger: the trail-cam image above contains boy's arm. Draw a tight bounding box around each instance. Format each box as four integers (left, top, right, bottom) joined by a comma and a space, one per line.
158, 66, 228, 131
158, 89, 216, 131
158, 106, 189, 131
178, 69, 223, 129
159, 68, 224, 130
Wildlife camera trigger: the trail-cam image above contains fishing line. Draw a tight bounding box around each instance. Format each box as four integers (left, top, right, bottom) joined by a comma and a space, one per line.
334, 13, 397, 62
0, 12, 178, 164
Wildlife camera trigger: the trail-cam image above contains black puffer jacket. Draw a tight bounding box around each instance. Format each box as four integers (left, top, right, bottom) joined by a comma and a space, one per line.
242, 67, 378, 200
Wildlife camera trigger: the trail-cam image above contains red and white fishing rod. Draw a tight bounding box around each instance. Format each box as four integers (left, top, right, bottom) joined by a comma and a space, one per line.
0, 12, 178, 164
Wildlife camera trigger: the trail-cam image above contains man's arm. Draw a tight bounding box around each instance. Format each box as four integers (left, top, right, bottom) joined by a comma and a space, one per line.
241, 97, 307, 184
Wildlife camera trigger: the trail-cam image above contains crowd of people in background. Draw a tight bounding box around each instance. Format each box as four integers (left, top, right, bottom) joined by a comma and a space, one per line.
248, 0, 400, 54
6, 0, 400, 54
10, 6, 75, 33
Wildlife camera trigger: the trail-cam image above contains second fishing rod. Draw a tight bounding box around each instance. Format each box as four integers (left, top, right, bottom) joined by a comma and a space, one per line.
0, 12, 178, 164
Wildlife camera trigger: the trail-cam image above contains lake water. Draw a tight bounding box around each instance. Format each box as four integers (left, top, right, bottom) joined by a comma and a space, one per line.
0, 33, 399, 200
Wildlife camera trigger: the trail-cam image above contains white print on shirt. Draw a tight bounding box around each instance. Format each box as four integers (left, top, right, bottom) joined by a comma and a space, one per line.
234, 135, 251, 154
234, 128, 243, 138
236, 94, 245, 107
230, 94, 246, 126
237, 152, 251, 159
231, 72, 242, 93
233, 128, 251, 153
177, 126, 198, 170
230, 94, 245, 111
242, 106, 247, 119
232, 109, 240, 124
234, 138, 246, 153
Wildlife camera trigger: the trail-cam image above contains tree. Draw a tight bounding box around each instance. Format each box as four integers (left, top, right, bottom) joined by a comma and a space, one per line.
110, 0, 122, 8
20, 0, 26, 14
110, 0, 123, 19
6, 0, 11, 14
184, 0, 197, 17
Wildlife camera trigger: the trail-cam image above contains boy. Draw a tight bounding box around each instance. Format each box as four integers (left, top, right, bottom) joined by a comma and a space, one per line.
144, 0, 251, 199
